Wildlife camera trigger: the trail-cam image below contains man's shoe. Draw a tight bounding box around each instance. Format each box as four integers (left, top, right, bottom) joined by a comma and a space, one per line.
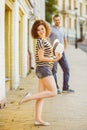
57, 89, 61, 94
62, 89, 75, 93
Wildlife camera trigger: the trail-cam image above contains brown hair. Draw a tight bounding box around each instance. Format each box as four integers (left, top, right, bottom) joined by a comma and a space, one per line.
53, 14, 60, 20
31, 20, 50, 39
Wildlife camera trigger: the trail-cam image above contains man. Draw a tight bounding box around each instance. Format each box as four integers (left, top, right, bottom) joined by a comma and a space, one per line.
49, 14, 74, 93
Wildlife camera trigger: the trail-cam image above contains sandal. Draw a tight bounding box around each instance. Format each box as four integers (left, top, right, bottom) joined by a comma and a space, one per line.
34, 121, 50, 126
19, 92, 31, 105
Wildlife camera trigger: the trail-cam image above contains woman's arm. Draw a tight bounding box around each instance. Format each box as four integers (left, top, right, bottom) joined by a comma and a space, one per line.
38, 48, 62, 62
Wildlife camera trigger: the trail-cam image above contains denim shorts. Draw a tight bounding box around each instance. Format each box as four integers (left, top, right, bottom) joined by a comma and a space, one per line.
36, 66, 53, 79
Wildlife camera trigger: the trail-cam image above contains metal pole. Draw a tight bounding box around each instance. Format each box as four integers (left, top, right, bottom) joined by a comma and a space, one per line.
75, 9, 78, 49
67, 15, 68, 40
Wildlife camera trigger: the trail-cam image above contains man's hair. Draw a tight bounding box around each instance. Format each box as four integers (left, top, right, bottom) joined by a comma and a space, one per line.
53, 14, 60, 19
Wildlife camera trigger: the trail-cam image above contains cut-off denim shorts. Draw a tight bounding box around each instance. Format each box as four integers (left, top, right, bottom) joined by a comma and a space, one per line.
36, 66, 53, 79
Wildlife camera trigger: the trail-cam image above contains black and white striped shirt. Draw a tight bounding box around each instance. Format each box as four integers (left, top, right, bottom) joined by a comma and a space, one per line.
35, 38, 53, 68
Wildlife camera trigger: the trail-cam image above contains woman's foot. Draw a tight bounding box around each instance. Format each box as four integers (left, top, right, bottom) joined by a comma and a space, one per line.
19, 92, 31, 105
0, 98, 7, 109
34, 120, 50, 126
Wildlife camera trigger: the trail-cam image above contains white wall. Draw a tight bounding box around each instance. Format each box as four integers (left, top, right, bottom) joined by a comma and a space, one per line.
22, 15, 28, 77
0, 0, 6, 100
12, 0, 20, 89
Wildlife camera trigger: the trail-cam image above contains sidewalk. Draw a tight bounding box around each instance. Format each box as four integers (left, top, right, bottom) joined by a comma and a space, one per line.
78, 39, 87, 53
69, 38, 87, 53
0, 45, 87, 130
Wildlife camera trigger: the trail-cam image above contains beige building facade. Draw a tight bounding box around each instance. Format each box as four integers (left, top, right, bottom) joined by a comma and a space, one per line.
0, 0, 45, 104
56, 0, 87, 40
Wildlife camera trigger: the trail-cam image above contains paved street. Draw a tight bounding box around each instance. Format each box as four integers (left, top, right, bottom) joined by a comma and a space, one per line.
78, 39, 87, 53
0, 45, 87, 130
69, 38, 87, 53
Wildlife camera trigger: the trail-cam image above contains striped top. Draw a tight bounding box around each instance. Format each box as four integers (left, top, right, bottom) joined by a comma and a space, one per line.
35, 38, 53, 68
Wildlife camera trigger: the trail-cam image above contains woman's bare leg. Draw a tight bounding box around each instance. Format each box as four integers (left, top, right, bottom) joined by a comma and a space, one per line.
19, 75, 57, 124
20, 75, 57, 104
35, 80, 45, 122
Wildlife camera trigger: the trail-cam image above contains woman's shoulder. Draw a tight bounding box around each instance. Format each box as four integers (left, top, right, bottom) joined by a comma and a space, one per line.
37, 38, 47, 43
36, 38, 46, 48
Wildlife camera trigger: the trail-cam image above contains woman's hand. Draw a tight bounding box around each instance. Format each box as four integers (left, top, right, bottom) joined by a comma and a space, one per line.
53, 53, 62, 62
57, 53, 62, 61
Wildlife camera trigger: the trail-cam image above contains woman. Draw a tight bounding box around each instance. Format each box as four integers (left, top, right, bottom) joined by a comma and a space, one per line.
19, 20, 62, 126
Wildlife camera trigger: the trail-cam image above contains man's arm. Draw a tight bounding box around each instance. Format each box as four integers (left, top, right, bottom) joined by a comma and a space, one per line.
64, 38, 68, 50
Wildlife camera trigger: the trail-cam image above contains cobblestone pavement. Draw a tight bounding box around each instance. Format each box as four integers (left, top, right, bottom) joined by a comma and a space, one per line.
0, 45, 87, 130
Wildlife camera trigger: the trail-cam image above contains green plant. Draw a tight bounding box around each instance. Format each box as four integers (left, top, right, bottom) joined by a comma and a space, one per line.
45, 0, 58, 23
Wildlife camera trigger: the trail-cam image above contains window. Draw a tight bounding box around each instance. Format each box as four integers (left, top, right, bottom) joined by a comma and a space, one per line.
63, 15, 65, 27
74, 19, 76, 30
62, 0, 65, 10
69, 17, 71, 29
86, 5, 87, 15
68, 0, 71, 10
80, 3, 82, 16
74, 0, 76, 8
